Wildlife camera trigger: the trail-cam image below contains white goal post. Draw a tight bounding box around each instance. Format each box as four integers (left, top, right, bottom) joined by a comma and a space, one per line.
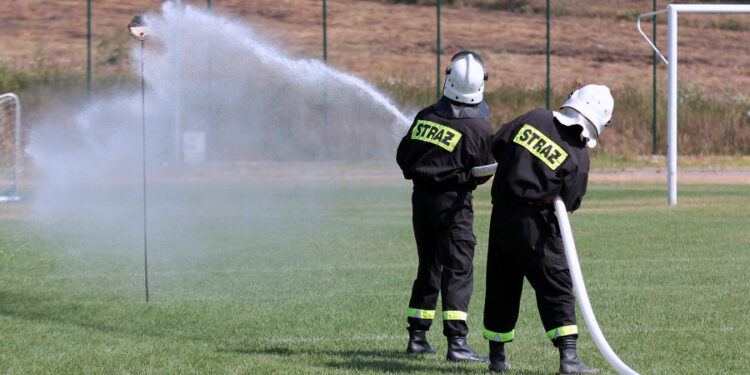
0, 93, 21, 202
638, 4, 750, 205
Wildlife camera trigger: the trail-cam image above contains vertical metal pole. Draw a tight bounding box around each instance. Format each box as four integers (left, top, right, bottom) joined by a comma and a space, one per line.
546, 0, 551, 109
323, 0, 329, 158
140, 40, 150, 303
667, 6, 678, 205
207, 0, 213, 160
86, 0, 92, 100
174, 0, 182, 163
652, 0, 658, 155
13, 94, 20, 197
436, 0, 441, 100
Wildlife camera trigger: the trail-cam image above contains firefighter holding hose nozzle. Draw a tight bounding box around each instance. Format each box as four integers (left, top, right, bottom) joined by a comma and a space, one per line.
396, 51, 496, 362
483, 84, 614, 374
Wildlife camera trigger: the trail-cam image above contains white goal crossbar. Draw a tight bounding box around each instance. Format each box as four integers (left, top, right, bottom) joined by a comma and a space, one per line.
0, 93, 21, 202
637, 4, 750, 205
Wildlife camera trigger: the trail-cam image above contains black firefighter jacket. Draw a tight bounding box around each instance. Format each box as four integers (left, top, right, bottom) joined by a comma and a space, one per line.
490, 108, 590, 211
397, 97, 495, 191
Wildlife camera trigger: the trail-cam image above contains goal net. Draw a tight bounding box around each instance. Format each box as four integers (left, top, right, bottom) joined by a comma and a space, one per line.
0, 93, 21, 202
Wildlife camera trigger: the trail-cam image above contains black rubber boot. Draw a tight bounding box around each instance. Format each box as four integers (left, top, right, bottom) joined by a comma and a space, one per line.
406, 330, 436, 354
555, 336, 599, 374
446, 336, 488, 362
488, 341, 511, 372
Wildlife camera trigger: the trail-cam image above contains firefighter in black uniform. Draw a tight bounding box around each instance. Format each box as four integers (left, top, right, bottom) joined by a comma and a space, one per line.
396, 51, 497, 362
483, 84, 614, 374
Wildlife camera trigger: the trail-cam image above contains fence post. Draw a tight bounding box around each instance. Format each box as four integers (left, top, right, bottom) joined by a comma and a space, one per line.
546, 0, 551, 109
323, 0, 327, 62
436, 0, 441, 100
87, 0, 92, 100
652, 0, 658, 155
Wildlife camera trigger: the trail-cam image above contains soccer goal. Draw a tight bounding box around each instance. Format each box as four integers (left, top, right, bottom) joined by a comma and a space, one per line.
0, 93, 21, 202
638, 4, 750, 205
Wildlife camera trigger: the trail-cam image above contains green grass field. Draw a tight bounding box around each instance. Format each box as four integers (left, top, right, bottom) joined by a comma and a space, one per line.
1, 167, 748, 374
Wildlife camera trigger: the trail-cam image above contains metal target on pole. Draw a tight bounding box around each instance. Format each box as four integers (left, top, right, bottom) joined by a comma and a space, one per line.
128, 14, 150, 303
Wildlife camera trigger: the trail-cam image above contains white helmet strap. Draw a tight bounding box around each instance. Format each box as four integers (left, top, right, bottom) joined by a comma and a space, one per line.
553, 108, 598, 148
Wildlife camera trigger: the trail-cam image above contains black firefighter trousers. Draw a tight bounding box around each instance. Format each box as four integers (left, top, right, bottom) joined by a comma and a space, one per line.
407, 189, 477, 338
483, 202, 577, 343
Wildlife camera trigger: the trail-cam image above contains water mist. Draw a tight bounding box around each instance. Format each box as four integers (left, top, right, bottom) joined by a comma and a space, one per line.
24, 2, 414, 299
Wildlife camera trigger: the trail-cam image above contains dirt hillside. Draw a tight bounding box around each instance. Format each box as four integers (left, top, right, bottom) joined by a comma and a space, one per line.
2, 0, 750, 94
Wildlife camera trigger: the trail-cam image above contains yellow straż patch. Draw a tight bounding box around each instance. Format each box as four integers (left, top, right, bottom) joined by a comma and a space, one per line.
513, 124, 568, 170
411, 120, 462, 152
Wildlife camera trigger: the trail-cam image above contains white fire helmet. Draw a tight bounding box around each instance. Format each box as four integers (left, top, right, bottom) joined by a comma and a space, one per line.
559, 84, 614, 148
443, 51, 488, 105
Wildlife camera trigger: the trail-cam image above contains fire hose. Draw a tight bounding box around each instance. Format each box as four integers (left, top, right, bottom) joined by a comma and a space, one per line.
553, 196, 640, 375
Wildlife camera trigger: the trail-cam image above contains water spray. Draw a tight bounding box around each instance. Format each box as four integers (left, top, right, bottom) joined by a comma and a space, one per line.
128, 15, 150, 303
25, 2, 415, 294
553, 196, 640, 375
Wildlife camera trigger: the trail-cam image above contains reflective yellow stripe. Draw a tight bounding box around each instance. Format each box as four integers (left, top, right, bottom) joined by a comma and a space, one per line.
484, 328, 514, 342
546, 325, 578, 340
442, 310, 467, 321
512, 124, 568, 170
411, 120, 462, 152
408, 308, 435, 320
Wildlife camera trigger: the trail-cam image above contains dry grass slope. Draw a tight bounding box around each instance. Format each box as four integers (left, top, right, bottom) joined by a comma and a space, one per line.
1, 0, 749, 157
2, 0, 750, 92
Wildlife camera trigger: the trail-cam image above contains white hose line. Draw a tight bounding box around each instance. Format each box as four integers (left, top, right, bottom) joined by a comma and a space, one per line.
553, 196, 640, 375
470, 163, 498, 178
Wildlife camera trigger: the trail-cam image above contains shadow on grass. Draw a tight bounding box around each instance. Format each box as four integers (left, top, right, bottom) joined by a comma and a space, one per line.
0, 291, 124, 333
220, 346, 472, 373
220, 346, 547, 374
1, 291, 547, 374
0, 290, 254, 343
